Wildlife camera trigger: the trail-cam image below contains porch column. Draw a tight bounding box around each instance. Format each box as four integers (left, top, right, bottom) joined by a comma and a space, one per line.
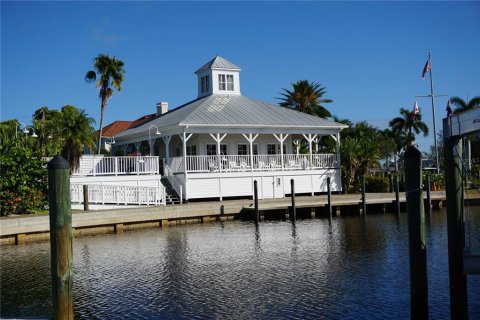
179, 133, 193, 173
162, 136, 172, 159
330, 132, 341, 167
303, 134, 317, 169
134, 142, 142, 175
294, 140, 300, 155
274, 134, 289, 170
179, 132, 193, 201
148, 139, 157, 156
134, 142, 142, 154
210, 133, 227, 173
243, 133, 259, 172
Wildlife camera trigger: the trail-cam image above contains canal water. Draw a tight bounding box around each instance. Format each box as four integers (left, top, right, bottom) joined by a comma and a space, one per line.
1, 208, 479, 319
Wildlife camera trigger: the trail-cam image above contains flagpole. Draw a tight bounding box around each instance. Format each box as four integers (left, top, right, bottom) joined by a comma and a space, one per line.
428, 52, 440, 174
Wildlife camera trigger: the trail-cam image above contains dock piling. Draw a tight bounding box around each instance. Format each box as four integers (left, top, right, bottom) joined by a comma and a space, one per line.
254, 180, 259, 223
361, 175, 366, 217
83, 185, 89, 211
426, 174, 432, 215
327, 177, 332, 219
47, 155, 74, 320
404, 145, 428, 319
394, 175, 400, 216
290, 179, 296, 221
444, 136, 468, 318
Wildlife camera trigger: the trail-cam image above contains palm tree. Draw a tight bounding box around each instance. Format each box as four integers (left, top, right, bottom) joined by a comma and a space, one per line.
278, 80, 333, 118
59, 105, 95, 171
389, 108, 429, 148
85, 54, 125, 154
450, 96, 480, 114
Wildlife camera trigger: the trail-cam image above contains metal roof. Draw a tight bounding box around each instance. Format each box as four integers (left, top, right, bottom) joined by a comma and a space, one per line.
195, 55, 241, 74
115, 94, 347, 139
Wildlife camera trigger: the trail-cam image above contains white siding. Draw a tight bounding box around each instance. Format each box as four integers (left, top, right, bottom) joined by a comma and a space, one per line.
186, 169, 341, 199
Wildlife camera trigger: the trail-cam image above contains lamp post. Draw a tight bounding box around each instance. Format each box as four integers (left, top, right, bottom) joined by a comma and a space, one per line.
148, 125, 161, 156
22, 125, 38, 147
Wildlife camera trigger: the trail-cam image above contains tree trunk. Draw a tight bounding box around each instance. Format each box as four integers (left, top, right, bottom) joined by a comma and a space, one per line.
97, 99, 107, 155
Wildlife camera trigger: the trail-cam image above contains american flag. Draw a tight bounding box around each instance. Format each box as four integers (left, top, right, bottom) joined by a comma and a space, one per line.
412, 101, 420, 119
421, 58, 431, 79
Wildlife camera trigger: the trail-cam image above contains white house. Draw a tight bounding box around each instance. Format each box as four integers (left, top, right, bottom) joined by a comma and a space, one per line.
109, 55, 347, 201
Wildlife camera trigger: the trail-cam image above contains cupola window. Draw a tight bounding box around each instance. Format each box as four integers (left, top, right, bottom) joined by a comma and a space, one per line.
218, 74, 234, 91
201, 75, 210, 93
227, 75, 234, 91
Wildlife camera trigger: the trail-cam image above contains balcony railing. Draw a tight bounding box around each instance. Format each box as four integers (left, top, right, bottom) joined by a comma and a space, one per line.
164, 154, 338, 174
71, 183, 166, 206
72, 155, 160, 176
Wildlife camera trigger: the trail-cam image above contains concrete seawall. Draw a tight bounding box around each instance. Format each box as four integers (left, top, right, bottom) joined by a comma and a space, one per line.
0, 191, 460, 245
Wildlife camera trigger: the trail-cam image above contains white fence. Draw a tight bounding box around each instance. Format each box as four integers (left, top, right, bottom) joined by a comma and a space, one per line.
71, 183, 166, 206
72, 155, 160, 176
165, 154, 339, 173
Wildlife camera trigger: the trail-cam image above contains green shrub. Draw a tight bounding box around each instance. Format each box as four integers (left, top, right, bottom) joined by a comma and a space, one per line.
0, 140, 48, 215
365, 175, 390, 193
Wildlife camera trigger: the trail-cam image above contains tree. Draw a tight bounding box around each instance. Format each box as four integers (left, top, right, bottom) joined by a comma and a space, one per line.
278, 80, 333, 118
32, 106, 63, 156
0, 140, 47, 215
85, 54, 125, 154
450, 96, 480, 114
389, 108, 429, 148
59, 105, 95, 170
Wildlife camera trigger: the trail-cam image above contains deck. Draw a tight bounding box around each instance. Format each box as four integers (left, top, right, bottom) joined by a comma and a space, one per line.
1, 191, 469, 245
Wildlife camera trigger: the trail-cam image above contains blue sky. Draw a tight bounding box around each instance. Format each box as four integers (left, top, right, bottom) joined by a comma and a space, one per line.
2, 1, 479, 151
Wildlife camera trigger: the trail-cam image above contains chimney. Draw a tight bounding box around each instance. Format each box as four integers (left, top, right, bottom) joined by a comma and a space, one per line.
156, 102, 169, 115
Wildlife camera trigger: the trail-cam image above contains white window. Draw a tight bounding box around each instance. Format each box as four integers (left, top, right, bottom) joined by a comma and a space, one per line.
207, 144, 216, 156
186, 145, 197, 156
201, 75, 210, 93
218, 74, 226, 91
227, 75, 234, 91
237, 144, 248, 155
267, 144, 277, 155
206, 144, 227, 155
267, 144, 285, 155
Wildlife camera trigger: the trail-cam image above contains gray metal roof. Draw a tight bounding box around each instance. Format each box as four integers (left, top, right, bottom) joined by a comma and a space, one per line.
195, 56, 241, 74
115, 94, 347, 139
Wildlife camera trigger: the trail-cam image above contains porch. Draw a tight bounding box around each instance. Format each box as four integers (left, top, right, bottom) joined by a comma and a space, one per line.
165, 153, 339, 174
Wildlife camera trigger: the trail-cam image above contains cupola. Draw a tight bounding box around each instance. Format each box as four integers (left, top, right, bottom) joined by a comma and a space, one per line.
195, 55, 241, 98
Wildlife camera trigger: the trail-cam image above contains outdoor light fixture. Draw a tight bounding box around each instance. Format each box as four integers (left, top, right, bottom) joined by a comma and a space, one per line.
23, 126, 38, 137
148, 125, 161, 156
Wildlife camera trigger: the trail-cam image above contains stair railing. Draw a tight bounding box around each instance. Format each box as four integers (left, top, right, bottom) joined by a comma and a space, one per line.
164, 162, 183, 203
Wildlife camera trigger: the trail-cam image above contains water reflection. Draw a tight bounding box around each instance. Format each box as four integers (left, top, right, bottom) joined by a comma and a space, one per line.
0, 209, 479, 319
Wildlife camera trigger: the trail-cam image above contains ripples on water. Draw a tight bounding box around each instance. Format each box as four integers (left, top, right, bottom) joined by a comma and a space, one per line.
1, 209, 479, 319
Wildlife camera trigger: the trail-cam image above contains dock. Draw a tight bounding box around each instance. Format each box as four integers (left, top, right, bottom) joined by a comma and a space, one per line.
1, 191, 476, 245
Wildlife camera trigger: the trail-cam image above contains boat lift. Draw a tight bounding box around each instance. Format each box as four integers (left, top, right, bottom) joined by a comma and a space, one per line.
443, 107, 480, 318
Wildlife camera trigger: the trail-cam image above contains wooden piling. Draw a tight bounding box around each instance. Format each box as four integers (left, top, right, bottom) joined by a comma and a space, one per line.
327, 177, 332, 219
83, 184, 89, 211
404, 146, 428, 319
47, 155, 73, 320
394, 175, 400, 216
361, 175, 366, 217
444, 136, 468, 318
290, 179, 296, 221
254, 180, 259, 223
426, 174, 432, 215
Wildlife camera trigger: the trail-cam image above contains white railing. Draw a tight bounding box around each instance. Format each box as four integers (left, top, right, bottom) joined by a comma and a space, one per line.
72, 156, 160, 176
71, 183, 166, 206
165, 154, 339, 173
163, 163, 183, 203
